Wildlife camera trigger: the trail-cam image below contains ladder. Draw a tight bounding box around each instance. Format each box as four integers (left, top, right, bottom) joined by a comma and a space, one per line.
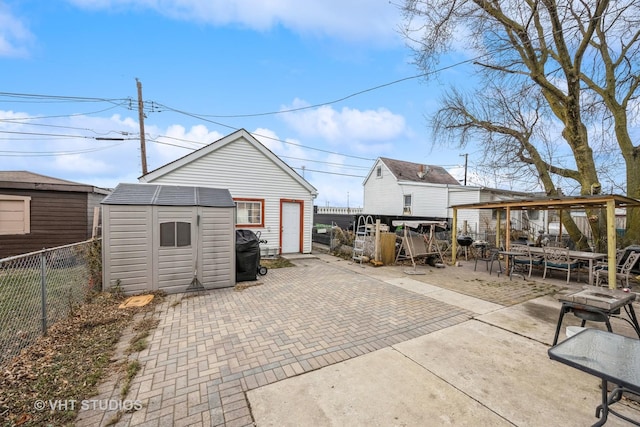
352, 215, 374, 266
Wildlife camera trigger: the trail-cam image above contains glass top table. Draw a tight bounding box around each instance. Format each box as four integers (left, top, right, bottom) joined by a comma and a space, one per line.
548, 328, 640, 426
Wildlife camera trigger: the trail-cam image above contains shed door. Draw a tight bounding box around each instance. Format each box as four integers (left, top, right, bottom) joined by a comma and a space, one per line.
154, 207, 195, 293
281, 201, 302, 253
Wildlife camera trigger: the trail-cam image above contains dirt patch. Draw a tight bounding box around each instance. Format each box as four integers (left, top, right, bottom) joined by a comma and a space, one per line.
0, 291, 163, 427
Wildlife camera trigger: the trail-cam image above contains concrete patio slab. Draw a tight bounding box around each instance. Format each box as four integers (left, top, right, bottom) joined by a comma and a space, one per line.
248, 346, 512, 427
478, 293, 640, 346
393, 320, 637, 427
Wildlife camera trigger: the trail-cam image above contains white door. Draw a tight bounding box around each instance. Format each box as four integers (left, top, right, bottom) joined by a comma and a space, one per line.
281, 201, 301, 253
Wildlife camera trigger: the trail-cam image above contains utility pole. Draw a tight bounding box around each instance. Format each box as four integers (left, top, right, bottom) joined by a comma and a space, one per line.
136, 78, 148, 176
460, 153, 468, 185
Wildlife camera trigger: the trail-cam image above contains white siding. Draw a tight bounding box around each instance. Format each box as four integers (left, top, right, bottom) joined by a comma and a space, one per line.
449, 187, 483, 235
102, 205, 152, 295
146, 136, 314, 254
363, 160, 403, 215
402, 183, 451, 218
200, 207, 235, 288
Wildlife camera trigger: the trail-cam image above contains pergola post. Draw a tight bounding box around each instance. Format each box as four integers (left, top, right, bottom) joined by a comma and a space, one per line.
606, 200, 617, 289
452, 208, 458, 264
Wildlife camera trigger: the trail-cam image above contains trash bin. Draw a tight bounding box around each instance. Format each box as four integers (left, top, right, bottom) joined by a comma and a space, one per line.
236, 229, 260, 282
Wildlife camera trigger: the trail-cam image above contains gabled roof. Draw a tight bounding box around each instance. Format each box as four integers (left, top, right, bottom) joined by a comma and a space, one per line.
0, 170, 111, 194
102, 183, 235, 207
372, 157, 461, 185
139, 128, 318, 196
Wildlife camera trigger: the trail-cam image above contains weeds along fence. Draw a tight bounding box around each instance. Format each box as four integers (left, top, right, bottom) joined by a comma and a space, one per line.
0, 238, 101, 367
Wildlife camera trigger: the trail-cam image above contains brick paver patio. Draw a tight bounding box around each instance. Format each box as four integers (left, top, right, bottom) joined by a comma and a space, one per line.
77, 257, 473, 426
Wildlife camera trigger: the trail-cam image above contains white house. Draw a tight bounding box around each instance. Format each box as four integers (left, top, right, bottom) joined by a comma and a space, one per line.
139, 129, 318, 254
449, 185, 547, 239
363, 157, 547, 239
363, 157, 461, 218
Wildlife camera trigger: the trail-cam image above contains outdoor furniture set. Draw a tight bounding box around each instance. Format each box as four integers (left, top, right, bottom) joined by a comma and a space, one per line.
548, 288, 640, 426
476, 242, 639, 289
471, 241, 640, 425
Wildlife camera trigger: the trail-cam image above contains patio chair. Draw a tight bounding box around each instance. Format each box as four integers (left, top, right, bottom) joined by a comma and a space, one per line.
545, 240, 567, 248
474, 244, 502, 275
511, 244, 543, 278
542, 246, 581, 284
594, 251, 640, 289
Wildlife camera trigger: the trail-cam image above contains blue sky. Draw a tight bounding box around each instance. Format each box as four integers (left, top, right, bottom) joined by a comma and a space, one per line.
0, 0, 479, 208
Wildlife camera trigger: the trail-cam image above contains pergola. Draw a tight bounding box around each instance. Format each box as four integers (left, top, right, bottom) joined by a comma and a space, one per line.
451, 194, 640, 289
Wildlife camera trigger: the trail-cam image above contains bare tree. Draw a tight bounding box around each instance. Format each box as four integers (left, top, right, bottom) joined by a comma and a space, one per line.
401, 0, 640, 245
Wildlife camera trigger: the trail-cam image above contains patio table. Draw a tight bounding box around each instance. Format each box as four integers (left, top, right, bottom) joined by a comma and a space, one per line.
529, 247, 606, 286
548, 328, 640, 426
552, 288, 640, 345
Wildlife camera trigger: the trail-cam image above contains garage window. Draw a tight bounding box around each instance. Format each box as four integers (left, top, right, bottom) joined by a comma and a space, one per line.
160, 222, 191, 247
235, 198, 264, 227
0, 195, 31, 235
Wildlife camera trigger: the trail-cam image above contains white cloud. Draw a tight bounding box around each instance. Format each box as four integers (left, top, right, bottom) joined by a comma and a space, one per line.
67, 0, 403, 45
146, 123, 224, 168
0, 3, 34, 57
281, 100, 407, 147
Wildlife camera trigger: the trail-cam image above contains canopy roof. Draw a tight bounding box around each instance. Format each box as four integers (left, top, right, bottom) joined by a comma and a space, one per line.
450, 194, 640, 289
451, 194, 640, 211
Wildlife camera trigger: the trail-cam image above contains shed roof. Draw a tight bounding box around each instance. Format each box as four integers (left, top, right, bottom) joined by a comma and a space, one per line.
101, 183, 235, 207
378, 157, 461, 185
0, 170, 111, 194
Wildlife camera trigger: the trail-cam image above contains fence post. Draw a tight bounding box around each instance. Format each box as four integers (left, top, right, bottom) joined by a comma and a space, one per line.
40, 250, 47, 336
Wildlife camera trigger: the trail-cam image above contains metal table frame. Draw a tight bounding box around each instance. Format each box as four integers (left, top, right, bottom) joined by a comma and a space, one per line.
552, 292, 640, 346
548, 329, 640, 426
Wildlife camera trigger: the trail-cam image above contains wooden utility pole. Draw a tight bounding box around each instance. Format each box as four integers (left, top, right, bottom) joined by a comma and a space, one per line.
136, 78, 148, 175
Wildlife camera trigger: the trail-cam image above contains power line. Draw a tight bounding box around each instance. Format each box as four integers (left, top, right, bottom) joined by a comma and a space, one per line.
0, 141, 127, 157
289, 166, 366, 178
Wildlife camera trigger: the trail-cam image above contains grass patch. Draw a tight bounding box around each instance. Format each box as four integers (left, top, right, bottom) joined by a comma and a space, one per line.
120, 360, 141, 398
126, 317, 160, 355
0, 291, 162, 426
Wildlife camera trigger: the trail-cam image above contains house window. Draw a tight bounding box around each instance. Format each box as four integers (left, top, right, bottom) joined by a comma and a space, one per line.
376, 166, 382, 178
0, 195, 31, 235
235, 199, 264, 227
403, 194, 412, 214
160, 222, 191, 247
492, 209, 507, 220
527, 209, 540, 220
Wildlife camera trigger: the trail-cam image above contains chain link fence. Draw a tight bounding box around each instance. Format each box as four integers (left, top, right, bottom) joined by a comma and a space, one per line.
0, 239, 101, 367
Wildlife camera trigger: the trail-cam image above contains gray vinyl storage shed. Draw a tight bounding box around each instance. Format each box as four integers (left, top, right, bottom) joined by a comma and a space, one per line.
101, 183, 236, 295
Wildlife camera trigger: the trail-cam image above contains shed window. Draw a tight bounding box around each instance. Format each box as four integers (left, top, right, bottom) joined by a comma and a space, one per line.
0, 195, 31, 235
235, 199, 264, 227
160, 222, 191, 247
